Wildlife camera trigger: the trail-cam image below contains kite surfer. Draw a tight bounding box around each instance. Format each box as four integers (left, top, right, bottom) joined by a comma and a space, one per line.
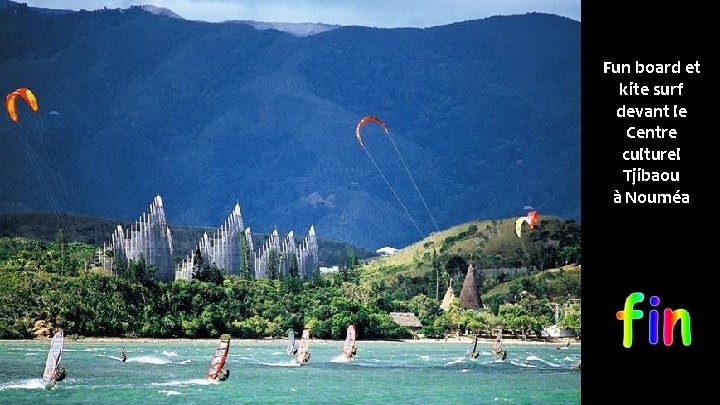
120, 348, 127, 362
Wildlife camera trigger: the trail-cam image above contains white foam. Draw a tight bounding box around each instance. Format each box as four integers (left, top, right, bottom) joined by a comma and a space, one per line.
126, 355, 172, 365
263, 360, 302, 367
510, 360, 537, 368
0, 379, 47, 391
152, 379, 216, 387
162, 351, 178, 357
526, 355, 562, 367
444, 357, 465, 366
330, 355, 353, 363
158, 390, 184, 396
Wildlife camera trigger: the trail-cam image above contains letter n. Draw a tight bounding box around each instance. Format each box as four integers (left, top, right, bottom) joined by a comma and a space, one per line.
663, 309, 692, 346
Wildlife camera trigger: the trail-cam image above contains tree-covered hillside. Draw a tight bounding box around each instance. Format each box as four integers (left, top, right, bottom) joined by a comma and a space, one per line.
1, 215, 580, 340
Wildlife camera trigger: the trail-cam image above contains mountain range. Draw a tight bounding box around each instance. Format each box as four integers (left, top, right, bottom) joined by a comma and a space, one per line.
0, 1, 579, 249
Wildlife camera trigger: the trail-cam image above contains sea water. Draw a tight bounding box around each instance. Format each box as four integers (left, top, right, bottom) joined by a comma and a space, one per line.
0, 339, 580, 404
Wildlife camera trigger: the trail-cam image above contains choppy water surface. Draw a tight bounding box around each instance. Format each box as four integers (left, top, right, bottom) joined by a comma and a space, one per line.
0, 339, 580, 404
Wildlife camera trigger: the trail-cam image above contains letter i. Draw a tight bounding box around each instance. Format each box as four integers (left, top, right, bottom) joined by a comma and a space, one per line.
649, 296, 660, 345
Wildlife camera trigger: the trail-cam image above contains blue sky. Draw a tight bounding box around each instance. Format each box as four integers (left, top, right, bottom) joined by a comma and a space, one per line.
23, 0, 580, 27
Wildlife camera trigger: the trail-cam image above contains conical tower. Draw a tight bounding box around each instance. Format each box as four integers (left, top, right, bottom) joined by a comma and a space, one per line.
459, 264, 481, 310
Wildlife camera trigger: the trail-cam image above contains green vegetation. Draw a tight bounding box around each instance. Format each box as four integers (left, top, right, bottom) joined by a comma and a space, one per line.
0, 237, 409, 339
0, 216, 581, 340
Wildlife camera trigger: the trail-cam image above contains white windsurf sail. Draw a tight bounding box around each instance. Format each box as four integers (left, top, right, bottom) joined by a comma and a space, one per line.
295, 329, 310, 364
341, 325, 357, 359
492, 329, 503, 354
286, 329, 296, 355
43, 330, 64, 382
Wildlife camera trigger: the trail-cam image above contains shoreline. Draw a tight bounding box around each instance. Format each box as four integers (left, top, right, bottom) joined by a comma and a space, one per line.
1, 336, 580, 346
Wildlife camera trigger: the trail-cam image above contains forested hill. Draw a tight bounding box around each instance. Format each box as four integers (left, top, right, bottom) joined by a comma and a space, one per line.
0, 215, 580, 340
0, 2, 579, 249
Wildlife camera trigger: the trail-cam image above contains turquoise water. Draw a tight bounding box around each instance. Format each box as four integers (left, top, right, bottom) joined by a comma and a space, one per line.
0, 340, 580, 404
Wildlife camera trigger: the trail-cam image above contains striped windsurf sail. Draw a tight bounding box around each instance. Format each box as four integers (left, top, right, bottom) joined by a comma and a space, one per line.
465, 335, 478, 358
43, 330, 64, 382
207, 334, 231, 380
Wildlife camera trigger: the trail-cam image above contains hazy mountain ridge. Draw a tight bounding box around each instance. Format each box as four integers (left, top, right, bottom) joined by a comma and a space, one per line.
229, 20, 341, 37
0, 4, 579, 249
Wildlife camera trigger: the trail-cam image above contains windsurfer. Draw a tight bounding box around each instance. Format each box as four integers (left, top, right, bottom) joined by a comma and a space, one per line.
207, 334, 231, 381
501, 351, 507, 361
287, 329, 299, 356
492, 340, 503, 355
466, 335, 479, 359
53, 367, 67, 382
342, 325, 357, 360
120, 349, 127, 362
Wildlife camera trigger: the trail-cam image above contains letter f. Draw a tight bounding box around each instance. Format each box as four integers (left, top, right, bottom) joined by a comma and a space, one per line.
616, 292, 644, 348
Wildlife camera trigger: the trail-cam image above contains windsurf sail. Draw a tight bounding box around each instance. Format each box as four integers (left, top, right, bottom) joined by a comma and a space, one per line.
465, 335, 479, 358
43, 330, 64, 382
491, 329, 503, 354
286, 329, 297, 355
207, 334, 231, 380
296, 329, 310, 364
342, 325, 357, 359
